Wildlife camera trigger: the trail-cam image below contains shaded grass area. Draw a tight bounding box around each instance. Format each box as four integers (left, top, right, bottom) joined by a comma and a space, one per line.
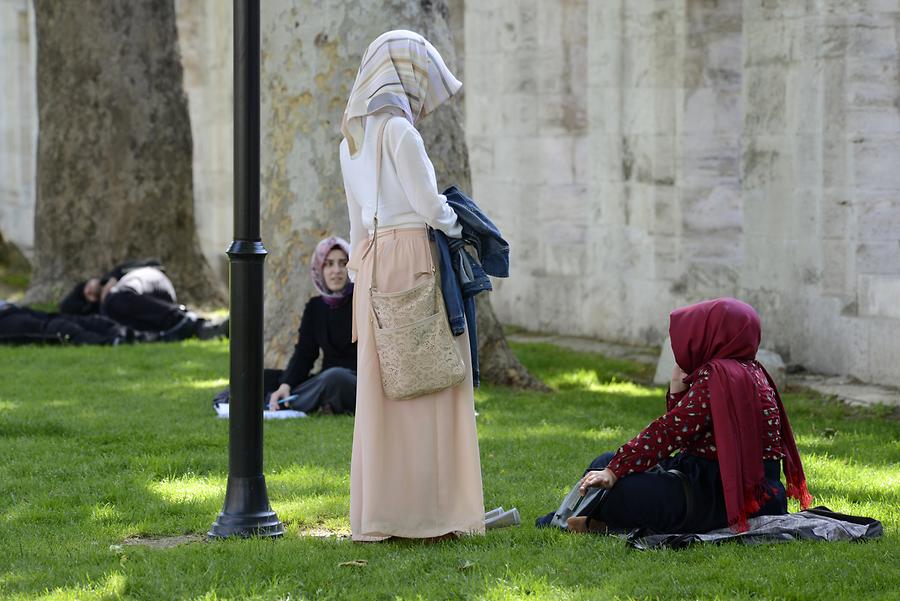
0, 340, 897, 600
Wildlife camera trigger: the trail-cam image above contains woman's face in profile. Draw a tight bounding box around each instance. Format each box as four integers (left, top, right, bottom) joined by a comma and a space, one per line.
323, 248, 349, 292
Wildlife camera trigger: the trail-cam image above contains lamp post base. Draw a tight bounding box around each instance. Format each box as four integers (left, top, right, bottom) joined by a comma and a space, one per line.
208, 475, 284, 539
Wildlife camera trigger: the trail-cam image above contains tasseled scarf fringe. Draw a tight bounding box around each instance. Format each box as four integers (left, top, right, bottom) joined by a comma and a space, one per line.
730, 479, 813, 533
787, 479, 813, 510
730, 482, 772, 533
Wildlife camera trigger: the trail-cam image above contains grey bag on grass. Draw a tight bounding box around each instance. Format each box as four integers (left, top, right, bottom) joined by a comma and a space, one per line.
546, 481, 608, 530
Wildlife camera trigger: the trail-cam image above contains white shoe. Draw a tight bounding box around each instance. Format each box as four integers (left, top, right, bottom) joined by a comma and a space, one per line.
485, 508, 520, 530
484, 507, 504, 521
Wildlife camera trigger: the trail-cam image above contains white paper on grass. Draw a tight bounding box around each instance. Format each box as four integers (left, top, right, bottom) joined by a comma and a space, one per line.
214, 403, 307, 420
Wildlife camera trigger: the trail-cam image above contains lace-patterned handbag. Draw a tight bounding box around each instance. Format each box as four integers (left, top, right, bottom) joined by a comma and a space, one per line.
365, 117, 465, 400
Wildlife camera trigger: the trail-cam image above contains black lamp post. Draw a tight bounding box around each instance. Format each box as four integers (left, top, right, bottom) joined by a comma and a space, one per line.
209, 0, 283, 539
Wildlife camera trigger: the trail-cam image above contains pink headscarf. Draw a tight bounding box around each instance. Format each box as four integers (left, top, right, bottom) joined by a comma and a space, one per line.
310, 237, 353, 308
670, 298, 812, 531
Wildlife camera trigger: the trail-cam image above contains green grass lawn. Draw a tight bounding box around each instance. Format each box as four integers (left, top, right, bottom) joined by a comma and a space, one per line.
0, 340, 897, 600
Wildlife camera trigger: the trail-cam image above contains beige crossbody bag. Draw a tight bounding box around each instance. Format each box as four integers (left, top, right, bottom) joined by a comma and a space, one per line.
365, 117, 466, 400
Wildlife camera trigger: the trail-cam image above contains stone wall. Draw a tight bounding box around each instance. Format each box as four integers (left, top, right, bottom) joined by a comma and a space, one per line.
0, 0, 36, 257
466, 0, 900, 386
174, 0, 234, 282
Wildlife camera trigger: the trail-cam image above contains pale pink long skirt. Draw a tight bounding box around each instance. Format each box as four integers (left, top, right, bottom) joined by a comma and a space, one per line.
348, 227, 485, 541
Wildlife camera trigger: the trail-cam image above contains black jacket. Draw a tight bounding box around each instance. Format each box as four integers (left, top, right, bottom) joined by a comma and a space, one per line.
280, 295, 356, 388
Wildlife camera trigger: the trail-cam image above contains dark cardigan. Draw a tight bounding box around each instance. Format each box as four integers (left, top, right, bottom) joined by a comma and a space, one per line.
279, 295, 356, 388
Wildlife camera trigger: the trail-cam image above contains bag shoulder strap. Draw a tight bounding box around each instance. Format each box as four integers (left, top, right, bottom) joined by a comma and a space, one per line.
369, 115, 392, 293
367, 114, 436, 293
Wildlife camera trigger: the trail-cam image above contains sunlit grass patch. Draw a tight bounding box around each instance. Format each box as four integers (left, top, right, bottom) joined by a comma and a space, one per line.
480, 421, 626, 447
547, 367, 660, 398
33, 571, 129, 601
148, 475, 224, 505
511, 342, 656, 386
89, 502, 123, 526
479, 573, 578, 601
186, 378, 228, 390
269, 464, 349, 491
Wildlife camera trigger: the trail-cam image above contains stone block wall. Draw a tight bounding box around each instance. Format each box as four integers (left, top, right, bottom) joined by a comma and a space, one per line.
0, 0, 36, 257
174, 0, 234, 282
466, 0, 900, 386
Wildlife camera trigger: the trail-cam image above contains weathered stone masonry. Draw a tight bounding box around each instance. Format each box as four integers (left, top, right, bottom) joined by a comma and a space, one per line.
466, 0, 900, 386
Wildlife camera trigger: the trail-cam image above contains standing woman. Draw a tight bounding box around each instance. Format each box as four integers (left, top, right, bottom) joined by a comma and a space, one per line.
339, 30, 484, 541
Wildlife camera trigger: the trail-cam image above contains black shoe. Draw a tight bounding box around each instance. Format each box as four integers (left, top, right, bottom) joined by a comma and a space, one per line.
196, 317, 229, 340
535, 511, 557, 529
160, 315, 197, 342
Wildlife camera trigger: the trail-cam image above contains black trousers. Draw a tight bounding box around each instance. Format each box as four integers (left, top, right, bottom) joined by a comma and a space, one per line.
0, 307, 126, 345
103, 290, 185, 332
263, 367, 357, 415
586, 452, 788, 533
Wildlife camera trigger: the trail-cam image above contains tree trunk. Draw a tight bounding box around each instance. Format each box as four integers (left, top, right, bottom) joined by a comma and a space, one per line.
260, 0, 545, 389
28, 0, 224, 307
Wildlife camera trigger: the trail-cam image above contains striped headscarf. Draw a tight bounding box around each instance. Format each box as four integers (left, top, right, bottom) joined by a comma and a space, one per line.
340, 30, 462, 158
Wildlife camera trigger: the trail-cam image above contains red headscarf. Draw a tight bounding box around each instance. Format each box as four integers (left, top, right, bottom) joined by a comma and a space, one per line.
670, 297, 812, 531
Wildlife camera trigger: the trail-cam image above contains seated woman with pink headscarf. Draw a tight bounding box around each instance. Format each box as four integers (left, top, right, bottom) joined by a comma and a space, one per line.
543, 298, 812, 534
266, 237, 356, 415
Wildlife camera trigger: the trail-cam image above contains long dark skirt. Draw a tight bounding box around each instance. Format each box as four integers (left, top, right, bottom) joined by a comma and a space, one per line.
263, 367, 356, 415
586, 452, 788, 533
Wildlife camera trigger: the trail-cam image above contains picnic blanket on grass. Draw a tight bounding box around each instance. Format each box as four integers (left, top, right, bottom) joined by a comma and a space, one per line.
627, 506, 882, 550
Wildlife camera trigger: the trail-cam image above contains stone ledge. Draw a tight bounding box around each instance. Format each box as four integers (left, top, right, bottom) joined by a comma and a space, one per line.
789, 374, 900, 408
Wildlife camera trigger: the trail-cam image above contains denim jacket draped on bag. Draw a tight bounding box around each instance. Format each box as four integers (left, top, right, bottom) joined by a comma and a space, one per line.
431, 186, 510, 387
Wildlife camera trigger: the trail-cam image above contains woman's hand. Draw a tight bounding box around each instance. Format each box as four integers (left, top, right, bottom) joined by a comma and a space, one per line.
670, 364, 689, 395
578, 468, 618, 495
267, 384, 292, 411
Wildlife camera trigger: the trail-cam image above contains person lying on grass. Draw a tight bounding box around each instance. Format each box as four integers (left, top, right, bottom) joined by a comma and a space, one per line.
562, 297, 813, 534
0, 299, 157, 345
265, 236, 356, 415
60, 259, 227, 342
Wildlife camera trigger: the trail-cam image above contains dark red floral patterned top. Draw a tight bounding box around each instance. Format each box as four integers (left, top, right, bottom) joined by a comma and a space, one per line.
606, 361, 785, 478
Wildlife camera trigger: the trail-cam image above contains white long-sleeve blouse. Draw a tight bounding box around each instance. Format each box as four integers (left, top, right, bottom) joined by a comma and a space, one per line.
339, 111, 462, 259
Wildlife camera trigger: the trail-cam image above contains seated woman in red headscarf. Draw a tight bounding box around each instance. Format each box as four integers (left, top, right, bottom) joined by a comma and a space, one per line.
565, 298, 812, 534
